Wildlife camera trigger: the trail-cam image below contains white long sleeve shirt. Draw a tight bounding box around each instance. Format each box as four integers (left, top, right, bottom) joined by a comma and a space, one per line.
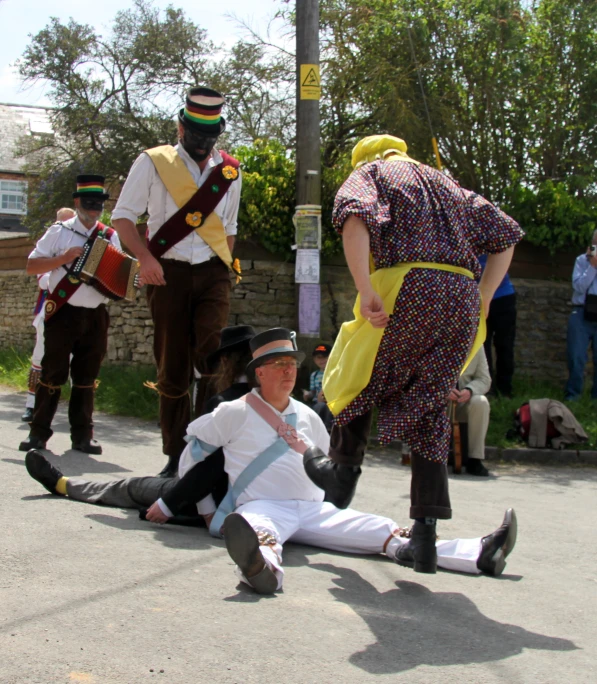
158, 389, 330, 517
28, 216, 122, 309
111, 144, 241, 264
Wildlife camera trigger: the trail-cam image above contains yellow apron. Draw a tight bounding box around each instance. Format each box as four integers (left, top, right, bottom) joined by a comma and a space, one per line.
322, 262, 486, 416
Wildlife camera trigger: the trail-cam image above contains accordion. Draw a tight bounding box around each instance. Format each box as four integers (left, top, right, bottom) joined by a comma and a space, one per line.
71, 237, 141, 301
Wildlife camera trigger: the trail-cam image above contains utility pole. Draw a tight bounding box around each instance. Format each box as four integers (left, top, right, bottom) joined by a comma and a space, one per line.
296, 0, 321, 206
295, 0, 322, 339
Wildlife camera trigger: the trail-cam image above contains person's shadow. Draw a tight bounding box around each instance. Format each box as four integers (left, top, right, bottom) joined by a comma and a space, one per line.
305, 561, 578, 674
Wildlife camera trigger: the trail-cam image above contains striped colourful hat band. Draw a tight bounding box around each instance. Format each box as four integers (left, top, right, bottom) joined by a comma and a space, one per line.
76, 182, 105, 193
184, 104, 222, 127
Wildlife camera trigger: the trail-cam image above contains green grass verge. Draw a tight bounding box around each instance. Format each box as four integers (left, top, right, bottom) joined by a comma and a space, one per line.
2, 347, 596, 448
0, 347, 158, 422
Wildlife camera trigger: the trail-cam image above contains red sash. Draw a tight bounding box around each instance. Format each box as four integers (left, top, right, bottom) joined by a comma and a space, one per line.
147, 152, 240, 259
44, 223, 114, 320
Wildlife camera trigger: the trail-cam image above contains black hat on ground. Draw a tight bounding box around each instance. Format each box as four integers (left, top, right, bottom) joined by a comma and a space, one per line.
208, 325, 256, 362
246, 328, 305, 374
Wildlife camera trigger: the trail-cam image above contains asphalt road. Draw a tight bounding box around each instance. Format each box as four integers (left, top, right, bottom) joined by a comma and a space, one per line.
0, 387, 595, 684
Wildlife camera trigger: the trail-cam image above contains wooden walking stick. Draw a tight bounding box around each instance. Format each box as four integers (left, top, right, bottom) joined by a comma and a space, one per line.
451, 400, 462, 474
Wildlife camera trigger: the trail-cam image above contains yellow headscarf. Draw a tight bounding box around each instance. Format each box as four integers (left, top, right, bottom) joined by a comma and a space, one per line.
351, 134, 420, 169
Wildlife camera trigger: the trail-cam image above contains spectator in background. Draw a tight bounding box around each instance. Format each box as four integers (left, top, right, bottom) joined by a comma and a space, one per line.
448, 347, 492, 476
565, 232, 597, 401
479, 254, 516, 398
302, 343, 334, 431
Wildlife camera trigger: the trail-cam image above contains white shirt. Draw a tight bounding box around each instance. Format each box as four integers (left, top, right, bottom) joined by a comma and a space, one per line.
160, 389, 330, 517
111, 144, 242, 264
29, 216, 122, 309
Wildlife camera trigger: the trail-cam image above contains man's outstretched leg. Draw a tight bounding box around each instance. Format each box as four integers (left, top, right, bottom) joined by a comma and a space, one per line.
289, 502, 517, 577
25, 449, 176, 508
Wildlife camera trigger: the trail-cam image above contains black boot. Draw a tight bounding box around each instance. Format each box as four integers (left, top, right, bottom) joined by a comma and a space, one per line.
303, 447, 361, 509
395, 520, 438, 574
19, 433, 47, 452
157, 455, 179, 478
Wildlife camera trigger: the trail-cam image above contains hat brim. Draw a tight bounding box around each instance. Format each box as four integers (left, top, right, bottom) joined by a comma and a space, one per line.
72, 192, 110, 200
246, 349, 306, 375
178, 109, 226, 136
207, 335, 253, 363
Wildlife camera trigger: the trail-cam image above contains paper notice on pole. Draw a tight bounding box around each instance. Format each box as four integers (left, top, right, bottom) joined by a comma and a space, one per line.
299, 283, 320, 336
294, 213, 320, 249
295, 249, 320, 284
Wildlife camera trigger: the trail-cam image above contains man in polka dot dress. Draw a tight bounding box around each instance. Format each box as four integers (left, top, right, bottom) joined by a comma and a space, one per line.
305, 135, 523, 574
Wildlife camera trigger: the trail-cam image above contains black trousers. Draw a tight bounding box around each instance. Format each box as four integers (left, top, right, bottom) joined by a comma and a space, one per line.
329, 411, 451, 520
484, 293, 516, 396
31, 303, 109, 443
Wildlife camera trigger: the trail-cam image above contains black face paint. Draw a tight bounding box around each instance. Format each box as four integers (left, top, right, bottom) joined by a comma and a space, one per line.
180, 128, 218, 162
80, 198, 104, 212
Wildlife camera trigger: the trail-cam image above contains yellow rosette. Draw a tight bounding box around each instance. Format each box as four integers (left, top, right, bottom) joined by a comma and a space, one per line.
222, 165, 238, 180
185, 211, 203, 227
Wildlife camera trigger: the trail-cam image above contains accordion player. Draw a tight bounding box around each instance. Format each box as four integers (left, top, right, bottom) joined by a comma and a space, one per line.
70, 237, 141, 301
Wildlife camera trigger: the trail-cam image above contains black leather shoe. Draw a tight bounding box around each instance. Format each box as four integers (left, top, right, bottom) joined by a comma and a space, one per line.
21, 408, 34, 423
223, 513, 278, 594
466, 458, 489, 476
71, 438, 103, 455
395, 520, 438, 574
156, 456, 179, 478
477, 508, 517, 576
25, 449, 64, 495
19, 434, 47, 452
303, 447, 361, 509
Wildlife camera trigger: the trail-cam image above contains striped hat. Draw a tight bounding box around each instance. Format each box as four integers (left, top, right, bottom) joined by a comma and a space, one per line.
179, 86, 226, 135
246, 328, 305, 374
72, 174, 110, 200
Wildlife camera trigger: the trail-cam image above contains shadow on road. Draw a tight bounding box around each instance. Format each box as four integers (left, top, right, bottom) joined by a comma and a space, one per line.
304, 560, 577, 674
3, 451, 131, 476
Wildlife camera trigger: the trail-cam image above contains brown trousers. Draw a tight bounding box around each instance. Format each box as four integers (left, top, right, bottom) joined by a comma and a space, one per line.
31, 303, 109, 443
329, 411, 451, 520
146, 258, 231, 459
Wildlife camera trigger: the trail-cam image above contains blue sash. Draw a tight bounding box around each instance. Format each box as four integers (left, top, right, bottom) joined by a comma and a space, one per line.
208, 412, 297, 538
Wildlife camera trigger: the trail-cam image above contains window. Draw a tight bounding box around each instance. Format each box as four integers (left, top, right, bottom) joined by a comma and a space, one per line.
0, 180, 28, 215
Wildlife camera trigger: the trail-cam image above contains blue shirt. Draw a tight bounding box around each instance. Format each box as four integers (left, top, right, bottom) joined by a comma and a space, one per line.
309, 369, 324, 395
478, 255, 515, 299
570, 253, 597, 306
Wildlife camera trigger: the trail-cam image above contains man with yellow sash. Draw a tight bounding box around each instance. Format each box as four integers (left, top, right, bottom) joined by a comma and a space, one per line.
112, 87, 242, 477
304, 135, 523, 574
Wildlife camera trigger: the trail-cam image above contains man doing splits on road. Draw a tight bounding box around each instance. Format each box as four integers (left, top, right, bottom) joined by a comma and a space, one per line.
139, 328, 516, 594
303, 135, 523, 575
111, 86, 242, 477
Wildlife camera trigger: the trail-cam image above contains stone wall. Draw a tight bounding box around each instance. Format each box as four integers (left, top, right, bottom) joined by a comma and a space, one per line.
0, 265, 585, 385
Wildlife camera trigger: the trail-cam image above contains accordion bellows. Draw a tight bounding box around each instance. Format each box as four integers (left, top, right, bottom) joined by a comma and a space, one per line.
72, 238, 140, 301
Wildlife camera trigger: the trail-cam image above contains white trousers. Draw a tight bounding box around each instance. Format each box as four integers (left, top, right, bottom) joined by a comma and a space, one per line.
235, 500, 482, 590
26, 314, 45, 409
455, 395, 490, 460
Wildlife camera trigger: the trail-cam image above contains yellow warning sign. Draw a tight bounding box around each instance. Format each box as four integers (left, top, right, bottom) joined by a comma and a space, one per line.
300, 64, 321, 100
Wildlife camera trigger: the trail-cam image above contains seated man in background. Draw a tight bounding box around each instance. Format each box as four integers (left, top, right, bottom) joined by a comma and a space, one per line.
448, 347, 492, 476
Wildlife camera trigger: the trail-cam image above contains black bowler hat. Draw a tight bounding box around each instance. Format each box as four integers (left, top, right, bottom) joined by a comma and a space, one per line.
208, 325, 256, 362
72, 174, 110, 200
246, 328, 305, 374
178, 86, 226, 136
